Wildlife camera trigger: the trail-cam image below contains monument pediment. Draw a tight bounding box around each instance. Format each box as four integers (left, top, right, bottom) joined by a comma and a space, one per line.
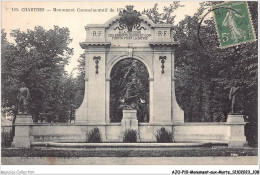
81, 6, 176, 48
85, 14, 156, 30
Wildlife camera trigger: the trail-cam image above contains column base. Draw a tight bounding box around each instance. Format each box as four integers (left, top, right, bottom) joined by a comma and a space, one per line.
227, 114, 248, 147
121, 110, 139, 142
12, 136, 32, 148
228, 141, 248, 147
15, 113, 33, 123
12, 113, 33, 148
172, 106, 184, 123
75, 106, 87, 123
227, 114, 245, 123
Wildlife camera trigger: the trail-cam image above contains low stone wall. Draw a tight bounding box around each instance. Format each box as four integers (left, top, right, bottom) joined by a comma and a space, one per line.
29, 123, 171, 143
12, 114, 247, 147
31, 124, 87, 142
174, 123, 229, 143
26, 122, 230, 143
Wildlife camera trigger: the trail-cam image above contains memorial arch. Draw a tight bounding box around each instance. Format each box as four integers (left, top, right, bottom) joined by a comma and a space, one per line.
75, 6, 185, 128
74, 5, 185, 141
11, 6, 248, 147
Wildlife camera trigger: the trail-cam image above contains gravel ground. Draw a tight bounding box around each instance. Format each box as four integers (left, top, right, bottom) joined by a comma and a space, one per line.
2, 156, 258, 165
2, 147, 257, 157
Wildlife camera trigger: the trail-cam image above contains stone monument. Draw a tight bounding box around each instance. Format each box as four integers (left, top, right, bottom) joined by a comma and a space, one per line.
75, 5, 184, 127
227, 82, 247, 147
121, 77, 139, 141
9, 5, 249, 146
12, 82, 33, 148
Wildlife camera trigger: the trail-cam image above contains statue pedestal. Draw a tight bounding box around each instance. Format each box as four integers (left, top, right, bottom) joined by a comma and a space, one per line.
227, 113, 245, 123
121, 109, 139, 141
227, 114, 248, 147
11, 114, 33, 148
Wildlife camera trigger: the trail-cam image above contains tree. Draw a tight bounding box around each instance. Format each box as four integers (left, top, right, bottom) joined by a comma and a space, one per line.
144, 2, 257, 146
1, 30, 21, 112
2, 26, 74, 122
142, 2, 184, 24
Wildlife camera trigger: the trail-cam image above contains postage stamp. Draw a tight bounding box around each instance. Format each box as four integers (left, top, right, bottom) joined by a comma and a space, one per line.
1, 1, 258, 174
212, 1, 256, 48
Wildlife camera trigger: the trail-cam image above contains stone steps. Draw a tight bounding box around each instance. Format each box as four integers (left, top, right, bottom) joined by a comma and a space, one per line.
31, 142, 228, 148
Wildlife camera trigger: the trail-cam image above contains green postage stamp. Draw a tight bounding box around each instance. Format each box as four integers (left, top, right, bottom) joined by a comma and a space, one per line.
212, 1, 256, 48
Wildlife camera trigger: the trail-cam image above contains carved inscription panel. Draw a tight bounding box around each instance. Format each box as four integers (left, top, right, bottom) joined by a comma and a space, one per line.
86, 22, 175, 45
106, 21, 153, 45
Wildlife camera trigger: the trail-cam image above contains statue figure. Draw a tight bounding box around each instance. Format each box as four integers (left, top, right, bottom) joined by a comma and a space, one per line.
229, 82, 240, 114
123, 78, 137, 109
222, 5, 245, 43
17, 82, 30, 114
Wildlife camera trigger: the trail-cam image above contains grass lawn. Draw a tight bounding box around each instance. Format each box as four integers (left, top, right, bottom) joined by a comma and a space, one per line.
2, 146, 257, 157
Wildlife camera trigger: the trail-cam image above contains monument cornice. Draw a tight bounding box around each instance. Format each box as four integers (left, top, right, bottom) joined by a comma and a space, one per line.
80, 42, 111, 49
84, 15, 173, 30
149, 42, 179, 47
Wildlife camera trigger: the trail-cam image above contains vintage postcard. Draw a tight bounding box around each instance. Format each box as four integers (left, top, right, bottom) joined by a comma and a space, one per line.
1, 1, 258, 174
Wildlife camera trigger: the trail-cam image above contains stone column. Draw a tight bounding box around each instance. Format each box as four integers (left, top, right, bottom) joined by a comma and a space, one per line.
87, 50, 106, 124
105, 78, 111, 124
152, 51, 172, 124
227, 114, 248, 147
75, 43, 110, 124
171, 52, 184, 123
75, 78, 89, 123
149, 78, 154, 123
75, 51, 89, 123
171, 77, 184, 123
12, 114, 33, 148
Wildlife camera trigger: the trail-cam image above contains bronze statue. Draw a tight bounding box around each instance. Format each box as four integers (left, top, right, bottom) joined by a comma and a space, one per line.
17, 82, 30, 114
229, 82, 239, 113
123, 78, 138, 109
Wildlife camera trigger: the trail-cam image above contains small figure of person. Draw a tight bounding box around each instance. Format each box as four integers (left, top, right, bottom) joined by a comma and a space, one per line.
17, 82, 31, 114
229, 82, 240, 114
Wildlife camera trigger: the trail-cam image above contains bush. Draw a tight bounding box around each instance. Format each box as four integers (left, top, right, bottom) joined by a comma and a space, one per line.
87, 127, 102, 143
1, 130, 12, 147
155, 127, 173, 143
123, 129, 137, 143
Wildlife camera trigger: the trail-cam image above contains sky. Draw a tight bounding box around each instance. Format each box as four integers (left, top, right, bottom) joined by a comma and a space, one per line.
2, 1, 202, 76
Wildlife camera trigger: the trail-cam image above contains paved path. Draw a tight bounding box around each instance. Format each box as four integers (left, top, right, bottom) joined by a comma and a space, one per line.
2, 156, 258, 165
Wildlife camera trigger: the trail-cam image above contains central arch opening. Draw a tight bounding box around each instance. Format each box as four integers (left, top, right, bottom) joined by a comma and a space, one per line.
110, 58, 149, 123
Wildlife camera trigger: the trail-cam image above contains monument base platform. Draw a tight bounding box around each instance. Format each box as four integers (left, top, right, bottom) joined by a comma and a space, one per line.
227, 114, 245, 123
121, 109, 140, 142
11, 113, 33, 148
227, 114, 248, 147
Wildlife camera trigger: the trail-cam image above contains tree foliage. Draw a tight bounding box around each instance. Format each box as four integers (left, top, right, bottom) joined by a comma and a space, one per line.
143, 2, 257, 146
142, 2, 184, 24
1, 26, 77, 122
